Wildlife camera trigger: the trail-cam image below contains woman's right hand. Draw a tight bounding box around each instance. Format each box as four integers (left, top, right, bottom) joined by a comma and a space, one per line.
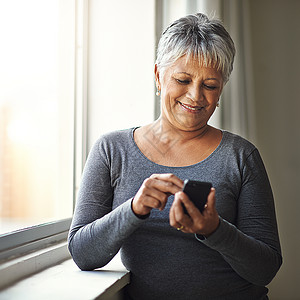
132, 173, 184, 216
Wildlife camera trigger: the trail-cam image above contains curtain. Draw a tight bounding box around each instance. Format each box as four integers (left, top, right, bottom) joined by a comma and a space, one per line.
221, 0, 256, 142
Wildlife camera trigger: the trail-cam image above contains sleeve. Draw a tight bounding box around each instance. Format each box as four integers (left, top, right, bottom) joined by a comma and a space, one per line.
67, 138, 145, 271
199, 149, 282, 286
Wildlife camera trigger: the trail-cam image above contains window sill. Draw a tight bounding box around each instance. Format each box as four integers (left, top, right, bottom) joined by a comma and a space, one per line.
0, 249, 130, 300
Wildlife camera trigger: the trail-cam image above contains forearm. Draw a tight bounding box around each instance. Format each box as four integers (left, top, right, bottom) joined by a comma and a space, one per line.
200, 218, 282, 286
68, 199, 145, 270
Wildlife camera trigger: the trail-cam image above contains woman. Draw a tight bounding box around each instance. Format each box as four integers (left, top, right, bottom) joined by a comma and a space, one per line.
68, 13, 282, 299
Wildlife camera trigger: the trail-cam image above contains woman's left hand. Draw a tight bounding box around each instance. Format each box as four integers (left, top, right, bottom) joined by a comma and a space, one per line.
169, 188, 220, 237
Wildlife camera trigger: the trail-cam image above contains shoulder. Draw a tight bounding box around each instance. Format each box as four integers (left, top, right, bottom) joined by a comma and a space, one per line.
94, 127, 135, 149
217, 131, 261, 170
99, 127, 134, 141
221, 131, 257, 156
90, 128, 136, 162
221, 133, 271, 185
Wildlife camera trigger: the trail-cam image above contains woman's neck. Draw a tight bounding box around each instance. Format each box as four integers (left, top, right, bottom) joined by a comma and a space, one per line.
134, 117, 222, 167
151, 117, 211, 145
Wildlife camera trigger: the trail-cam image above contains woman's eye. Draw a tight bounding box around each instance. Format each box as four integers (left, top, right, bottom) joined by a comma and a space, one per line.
176, 79, 190, 84
203, 84, 217, 90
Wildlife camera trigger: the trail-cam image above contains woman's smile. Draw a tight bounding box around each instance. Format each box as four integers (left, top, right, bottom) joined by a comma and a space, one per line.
177, 101, 205, 113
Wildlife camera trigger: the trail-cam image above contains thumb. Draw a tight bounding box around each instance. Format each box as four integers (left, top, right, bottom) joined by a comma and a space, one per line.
205, 188, 216, 211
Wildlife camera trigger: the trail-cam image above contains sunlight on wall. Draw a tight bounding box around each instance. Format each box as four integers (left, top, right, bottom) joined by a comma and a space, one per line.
87, 0, 156, 147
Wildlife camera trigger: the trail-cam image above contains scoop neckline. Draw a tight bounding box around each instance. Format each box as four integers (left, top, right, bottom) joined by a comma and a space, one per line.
130, 127, 227, 169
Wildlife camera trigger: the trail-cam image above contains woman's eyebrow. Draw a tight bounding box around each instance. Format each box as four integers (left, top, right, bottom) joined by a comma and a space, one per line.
174, 71, 191, 76
205, 77, 220, 81
174, 71, 221, 82
176, 73, 221, 82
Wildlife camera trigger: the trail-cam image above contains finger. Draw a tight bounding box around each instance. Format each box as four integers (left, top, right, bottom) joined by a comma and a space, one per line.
169, 201, 178, 228
133, 185, 168, 215
143, 182, 169, 203
145, 180, 176, 210
204, 188, 216, 212
150, 179, 182, 196
150, 173, 184, 189
136, 186, 169, 210
173, 194, 186, 220
132, 194, 158, 215
169, 195, 185, 228
169, 202, 188, 231
143, 194, 166, 209
173, 193, 193, 227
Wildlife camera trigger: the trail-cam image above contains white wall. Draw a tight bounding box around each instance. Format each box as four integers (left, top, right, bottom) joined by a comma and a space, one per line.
87, 0, 156, 149
249, 1, 300, 299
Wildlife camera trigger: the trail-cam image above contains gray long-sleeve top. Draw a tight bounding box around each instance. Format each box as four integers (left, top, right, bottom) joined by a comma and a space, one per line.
68, 128, 282, 300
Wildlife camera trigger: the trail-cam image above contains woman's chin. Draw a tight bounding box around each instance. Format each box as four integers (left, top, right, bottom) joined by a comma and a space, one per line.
174, 120, 207, 132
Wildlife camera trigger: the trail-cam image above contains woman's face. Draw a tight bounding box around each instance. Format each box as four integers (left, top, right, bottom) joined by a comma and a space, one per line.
155, 56, 224, 132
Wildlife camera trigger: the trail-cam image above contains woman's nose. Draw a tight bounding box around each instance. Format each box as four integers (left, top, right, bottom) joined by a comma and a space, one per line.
186, 84, 203, 102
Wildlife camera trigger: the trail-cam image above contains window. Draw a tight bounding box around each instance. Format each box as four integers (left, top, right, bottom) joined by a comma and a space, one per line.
0, 0, 155, 271
0, 0, 76, 235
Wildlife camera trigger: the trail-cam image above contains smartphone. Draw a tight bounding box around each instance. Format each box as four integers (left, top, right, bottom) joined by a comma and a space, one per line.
182, 179, 212, 214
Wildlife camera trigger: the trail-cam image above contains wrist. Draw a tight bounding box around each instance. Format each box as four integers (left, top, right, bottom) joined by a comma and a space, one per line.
196, 217, 220, 238
131, 198, 150, 219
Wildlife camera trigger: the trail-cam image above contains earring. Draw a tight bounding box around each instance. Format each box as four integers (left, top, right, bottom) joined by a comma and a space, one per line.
156, 89, 160, 96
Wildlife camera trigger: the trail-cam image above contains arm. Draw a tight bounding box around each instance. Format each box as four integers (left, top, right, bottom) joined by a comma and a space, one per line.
68, 198, 145, 271
68, 138, 183, 271
68, 139, 146, 270
170, 149, 282, 286
202, 149, 282, 285
199, 217, 281, 286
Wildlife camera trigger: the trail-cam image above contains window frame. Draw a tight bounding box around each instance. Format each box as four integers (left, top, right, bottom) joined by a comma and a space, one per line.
0, 219, 71, 262
0, 0, 88, 288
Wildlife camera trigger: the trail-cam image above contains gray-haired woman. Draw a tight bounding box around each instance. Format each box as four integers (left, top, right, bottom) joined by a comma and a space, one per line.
68, 13, 282, 300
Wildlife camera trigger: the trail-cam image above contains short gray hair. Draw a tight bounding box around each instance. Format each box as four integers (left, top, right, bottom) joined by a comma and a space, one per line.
156, 13, 235, 83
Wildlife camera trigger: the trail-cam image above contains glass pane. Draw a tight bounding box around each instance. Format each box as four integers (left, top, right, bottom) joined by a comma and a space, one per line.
0, 0, 75, 234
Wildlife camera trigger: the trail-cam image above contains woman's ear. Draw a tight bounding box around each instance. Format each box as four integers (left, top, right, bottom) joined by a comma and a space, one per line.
154, 64, 161, 90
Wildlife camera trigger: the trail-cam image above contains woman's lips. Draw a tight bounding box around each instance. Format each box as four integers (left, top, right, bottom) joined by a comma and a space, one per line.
178, 101, 204, 113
